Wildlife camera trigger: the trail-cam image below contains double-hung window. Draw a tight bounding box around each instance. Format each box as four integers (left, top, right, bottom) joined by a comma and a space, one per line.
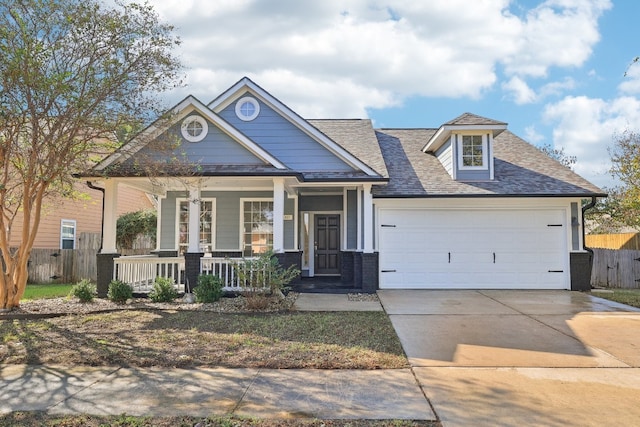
177, 199, 215, 254
60, 219, 76, 249
458, 134, 488, 169
241, 199, 273, 257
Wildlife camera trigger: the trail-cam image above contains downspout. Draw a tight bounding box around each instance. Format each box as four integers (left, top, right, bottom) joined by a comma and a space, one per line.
85, 181, 105, 252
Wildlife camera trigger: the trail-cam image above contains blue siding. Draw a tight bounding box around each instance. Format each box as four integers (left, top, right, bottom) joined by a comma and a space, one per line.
299, 195, 343, 211
456, 169, 491, 181
160, 190, 295, 251
435, 140, 453, 177
219, 94, 356, 172
136, 117, 265, 166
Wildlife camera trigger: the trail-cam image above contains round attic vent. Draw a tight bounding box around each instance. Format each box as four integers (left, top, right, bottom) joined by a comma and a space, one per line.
181, 115, 208, 142
235, 96, 260, 121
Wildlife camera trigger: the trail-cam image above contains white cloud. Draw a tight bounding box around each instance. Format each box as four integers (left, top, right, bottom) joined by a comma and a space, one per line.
502, 0, 612, 77
524, 125, 545, 144
543, 95, 640, 187
619, 62, 640, 95
155, 0, 610, 117
503, 77, 537, 104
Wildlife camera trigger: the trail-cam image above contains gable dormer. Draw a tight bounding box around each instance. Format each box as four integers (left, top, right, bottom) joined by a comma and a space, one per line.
422, 113, 507, 181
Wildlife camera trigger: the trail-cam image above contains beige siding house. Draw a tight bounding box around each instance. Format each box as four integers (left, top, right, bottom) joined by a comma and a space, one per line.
10, 183, 153, 249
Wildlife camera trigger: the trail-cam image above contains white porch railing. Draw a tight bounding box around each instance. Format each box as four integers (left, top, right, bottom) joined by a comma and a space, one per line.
114, 256, 185, 293
113, 255, 266, 293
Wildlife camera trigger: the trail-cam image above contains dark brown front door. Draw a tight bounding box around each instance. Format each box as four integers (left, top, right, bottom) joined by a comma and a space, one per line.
315, 214, 340, 275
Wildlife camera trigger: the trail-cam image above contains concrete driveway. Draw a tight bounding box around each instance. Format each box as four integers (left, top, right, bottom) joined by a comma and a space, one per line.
378, 290, 640, 427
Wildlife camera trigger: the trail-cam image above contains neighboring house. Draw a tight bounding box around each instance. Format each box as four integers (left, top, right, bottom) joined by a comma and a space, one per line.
79, 77, 605, 294
10, 183, 154, 249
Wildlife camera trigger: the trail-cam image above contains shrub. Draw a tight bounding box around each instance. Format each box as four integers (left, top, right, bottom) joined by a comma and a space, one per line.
107, 280, 133, 303
233, 251, 300, 297
194, 274, 223, 303
69, 279, 96, 303
116, 209, 157, 249
148, 276, 178, 303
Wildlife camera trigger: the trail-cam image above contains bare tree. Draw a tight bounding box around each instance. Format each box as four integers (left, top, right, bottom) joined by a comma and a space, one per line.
0, 0, 182, 309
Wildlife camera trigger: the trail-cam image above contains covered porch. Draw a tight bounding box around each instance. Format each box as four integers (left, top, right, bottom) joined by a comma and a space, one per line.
94, 175, 379, 295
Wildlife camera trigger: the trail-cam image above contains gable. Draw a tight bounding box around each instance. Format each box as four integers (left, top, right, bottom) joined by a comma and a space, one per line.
143, 115, 268, 166
217, 93, 356, 172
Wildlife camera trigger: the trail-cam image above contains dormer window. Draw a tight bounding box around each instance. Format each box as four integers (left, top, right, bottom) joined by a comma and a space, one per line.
458, 134, 488, 170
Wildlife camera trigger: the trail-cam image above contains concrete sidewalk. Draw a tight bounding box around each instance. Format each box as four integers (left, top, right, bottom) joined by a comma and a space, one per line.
0, 293, 436, 421
0, 365, 435, 420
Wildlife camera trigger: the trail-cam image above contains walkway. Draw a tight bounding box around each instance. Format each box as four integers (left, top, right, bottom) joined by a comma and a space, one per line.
0, 293, 436, 421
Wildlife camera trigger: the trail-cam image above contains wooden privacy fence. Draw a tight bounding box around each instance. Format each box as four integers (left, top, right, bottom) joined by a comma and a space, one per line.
24, 232, 152, 284
591, 248, 640, 289
586, 233, 640, 250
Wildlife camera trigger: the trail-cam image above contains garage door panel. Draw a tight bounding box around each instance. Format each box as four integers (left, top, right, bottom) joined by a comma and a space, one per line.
379, 208, 569, 290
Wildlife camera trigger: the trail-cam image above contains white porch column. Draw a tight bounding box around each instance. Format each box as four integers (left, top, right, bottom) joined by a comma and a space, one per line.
102, 179, 118, 253
363, 183, 374, 253
187, 187, 200, 253
356, 186, 362, 251
273, 178, 285, 253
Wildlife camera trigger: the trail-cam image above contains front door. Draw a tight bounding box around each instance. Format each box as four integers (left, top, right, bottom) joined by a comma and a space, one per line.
314, 214, 340, 275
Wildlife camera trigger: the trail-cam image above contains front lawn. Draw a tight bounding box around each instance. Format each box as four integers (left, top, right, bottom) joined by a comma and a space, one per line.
591, 288, 640, 309
22, 283, 73, 301
0, 310, 408, 369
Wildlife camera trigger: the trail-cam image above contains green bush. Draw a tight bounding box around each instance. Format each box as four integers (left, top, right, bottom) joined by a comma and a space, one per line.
148, 276, 178, 302
194, 274, 223, 303
233, 250, 300, 296
116, 209, 157, 249
69, 279, 96, 303
107, 280, 133, 303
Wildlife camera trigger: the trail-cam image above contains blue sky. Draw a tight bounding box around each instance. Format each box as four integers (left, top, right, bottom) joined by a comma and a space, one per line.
154, 0, 640, 189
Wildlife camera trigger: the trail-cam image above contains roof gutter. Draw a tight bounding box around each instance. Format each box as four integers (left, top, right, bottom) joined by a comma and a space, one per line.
85, 181, 105, 252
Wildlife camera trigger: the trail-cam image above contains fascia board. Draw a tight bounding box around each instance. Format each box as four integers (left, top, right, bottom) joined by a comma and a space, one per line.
422, 124, 508, 153
209, 78, 380, 177
95, 95, 287, 171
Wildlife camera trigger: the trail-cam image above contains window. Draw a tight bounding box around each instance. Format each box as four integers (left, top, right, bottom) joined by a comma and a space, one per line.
235, 96, 260, 121
60, 219, 76, 249
458, 135, 487, 169
181, 115, 208, 142
241, 200, 273, 257
177, 199, 215, 254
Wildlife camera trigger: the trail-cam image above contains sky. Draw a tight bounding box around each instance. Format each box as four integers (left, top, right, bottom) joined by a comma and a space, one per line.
150, 0, 640, 190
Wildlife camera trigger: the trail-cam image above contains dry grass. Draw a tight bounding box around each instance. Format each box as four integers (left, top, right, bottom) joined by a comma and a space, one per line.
0, 412, 438, 427
0, 310, 408, 369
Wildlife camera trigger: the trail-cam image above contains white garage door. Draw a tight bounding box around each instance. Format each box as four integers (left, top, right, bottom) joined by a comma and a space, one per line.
378, 208, 569, 289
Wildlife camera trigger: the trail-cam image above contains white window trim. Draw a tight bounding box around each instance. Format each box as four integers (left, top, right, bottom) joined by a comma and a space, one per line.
239, 197, 274, 257
456, 133, 489, 171
181, 115, 208, 142
235, 96, 260, 122
60, 219, 76, 249
176, 197, 216, 253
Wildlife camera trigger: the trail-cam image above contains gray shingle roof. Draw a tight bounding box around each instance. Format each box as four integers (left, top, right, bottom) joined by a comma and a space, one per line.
372, 128, 605, 197
309, 119, 388, 178
445, 112, 507, 126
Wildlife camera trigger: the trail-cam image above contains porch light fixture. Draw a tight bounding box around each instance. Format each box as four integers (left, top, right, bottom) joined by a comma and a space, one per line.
181, 115, 208, 142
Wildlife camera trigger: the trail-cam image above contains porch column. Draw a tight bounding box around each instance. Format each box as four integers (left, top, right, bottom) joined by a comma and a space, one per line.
187, 187, 200, 253
102, 179, 118, 253
363, 183, 373, 253
356, 186, 362, 251
273, 178, 285, 253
